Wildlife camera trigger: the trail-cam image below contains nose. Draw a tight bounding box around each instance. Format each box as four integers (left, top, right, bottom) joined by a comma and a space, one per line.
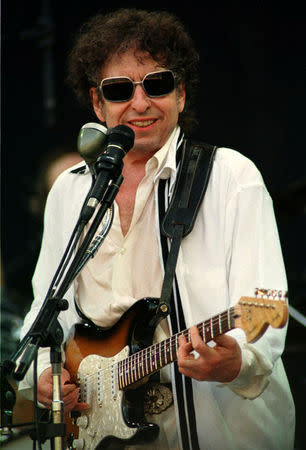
130, 85, 151, 112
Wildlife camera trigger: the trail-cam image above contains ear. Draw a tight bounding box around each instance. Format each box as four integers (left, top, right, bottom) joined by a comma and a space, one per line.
177, 82, 186, 113
89, 87, 106, 123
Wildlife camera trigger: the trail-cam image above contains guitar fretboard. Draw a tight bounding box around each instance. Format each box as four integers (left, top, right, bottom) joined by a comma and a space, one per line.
117, 306, 236, 389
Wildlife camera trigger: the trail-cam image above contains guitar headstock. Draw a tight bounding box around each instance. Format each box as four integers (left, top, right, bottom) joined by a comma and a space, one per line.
234, 289, 288, 343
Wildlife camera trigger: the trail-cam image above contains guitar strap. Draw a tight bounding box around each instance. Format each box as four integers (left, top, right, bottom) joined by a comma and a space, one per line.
157, 137, 217, 450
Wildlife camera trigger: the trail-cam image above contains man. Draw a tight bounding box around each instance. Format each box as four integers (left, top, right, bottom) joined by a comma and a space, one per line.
19, 8, 295, 449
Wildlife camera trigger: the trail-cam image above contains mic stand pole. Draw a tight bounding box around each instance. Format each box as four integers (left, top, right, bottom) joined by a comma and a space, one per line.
1, 175, 123, 449
50, 346, 65, 450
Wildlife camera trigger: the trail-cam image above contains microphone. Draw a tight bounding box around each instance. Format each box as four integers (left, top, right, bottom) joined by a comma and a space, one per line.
77, 122, 108, 168
80, 124, 134, 223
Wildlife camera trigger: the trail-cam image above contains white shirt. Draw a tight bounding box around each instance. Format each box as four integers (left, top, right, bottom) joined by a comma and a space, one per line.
20, 126, 295, 449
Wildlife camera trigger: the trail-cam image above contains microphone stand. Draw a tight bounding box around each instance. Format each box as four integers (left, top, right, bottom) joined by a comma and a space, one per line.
0, 169, 123, 449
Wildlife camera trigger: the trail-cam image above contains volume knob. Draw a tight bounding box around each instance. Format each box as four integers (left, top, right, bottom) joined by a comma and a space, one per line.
76, 415, 89, 429
72, 438, 84, 449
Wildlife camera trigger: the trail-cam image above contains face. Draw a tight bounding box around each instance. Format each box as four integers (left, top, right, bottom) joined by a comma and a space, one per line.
90, 51, 186, 156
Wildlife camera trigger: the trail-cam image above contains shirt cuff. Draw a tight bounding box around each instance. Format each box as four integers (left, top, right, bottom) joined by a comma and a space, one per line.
220, 344, 273, 399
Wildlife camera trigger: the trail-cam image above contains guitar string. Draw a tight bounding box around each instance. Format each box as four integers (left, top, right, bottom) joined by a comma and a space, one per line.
79, 308, 235, 391
118, 309, 236, 387
118, 298, 282, 384
77, 299, 282, 399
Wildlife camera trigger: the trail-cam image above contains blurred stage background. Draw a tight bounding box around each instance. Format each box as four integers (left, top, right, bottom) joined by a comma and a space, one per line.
1, 1, 305, 448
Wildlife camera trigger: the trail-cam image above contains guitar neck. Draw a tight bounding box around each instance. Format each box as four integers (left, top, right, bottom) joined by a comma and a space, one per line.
117, 306, 237, 389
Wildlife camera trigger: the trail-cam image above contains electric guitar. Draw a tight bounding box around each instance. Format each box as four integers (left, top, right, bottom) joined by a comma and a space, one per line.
64, 289, 288, 449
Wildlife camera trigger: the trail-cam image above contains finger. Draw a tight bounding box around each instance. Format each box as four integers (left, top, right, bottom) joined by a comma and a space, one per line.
178, 334, 193, 358
37, 385, 53, 406
63, 390, 81, 411
61, 367, 73, 384
62, 383, 78, 396
63, 387, 80, 405
37, 396, 52, 408
189, 326, 211, 356
213, 334, 237, 349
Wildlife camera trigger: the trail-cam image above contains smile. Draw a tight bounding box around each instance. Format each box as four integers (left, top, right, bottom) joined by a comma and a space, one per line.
128, 119, 156, 128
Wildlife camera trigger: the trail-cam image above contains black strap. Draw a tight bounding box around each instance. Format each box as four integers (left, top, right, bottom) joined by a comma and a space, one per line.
162, 139, 217, 238
157, 138, 216, 450
158, 139, 217, 317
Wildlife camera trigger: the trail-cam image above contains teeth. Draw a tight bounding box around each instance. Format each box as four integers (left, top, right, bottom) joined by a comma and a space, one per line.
130, 120, 155, 127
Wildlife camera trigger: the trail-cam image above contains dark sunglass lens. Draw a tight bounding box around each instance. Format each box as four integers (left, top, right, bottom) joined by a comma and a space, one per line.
102, 79, 133, 101
144, 71, 175, 97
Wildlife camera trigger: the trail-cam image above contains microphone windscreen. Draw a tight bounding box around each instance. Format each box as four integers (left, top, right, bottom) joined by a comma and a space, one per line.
77, 122, 108, 165
106, 125, 135, 153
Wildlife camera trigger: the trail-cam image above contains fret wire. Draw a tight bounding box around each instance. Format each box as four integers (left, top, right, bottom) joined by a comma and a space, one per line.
213, 318, 218, 338
162, 340, 166, 366
205, 319, 211, 342
144, 349, 147, 374
118, 308, 237, 381
96, 309, 237, 390
173, 339, 177, 360
149, 346, 153, 372
81, 309, 240, 393
141, 349, 145, 378
131, 355, 135, 384
128, 357, 132, 385
135, 357, 138, 380
136, 352, 140, 381
154, 343, 157, 370
157, 342, 161, 370
124, 358, 128, 388
127, 357, 131, 385
201, 322, 206, 343
121, 361, 125, 389
147, 347, 150, 373
131, 356, 134, 384
145, 347, 148, 375
132, 356, 136, 382
159, 342, 163, 368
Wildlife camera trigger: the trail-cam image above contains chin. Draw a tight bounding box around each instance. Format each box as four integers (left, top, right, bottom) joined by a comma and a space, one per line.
133, 138, 162, 155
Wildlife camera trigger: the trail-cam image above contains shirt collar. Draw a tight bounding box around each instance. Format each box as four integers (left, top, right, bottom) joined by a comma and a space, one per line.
69, 160, 89, 174
151, 125, 184, 182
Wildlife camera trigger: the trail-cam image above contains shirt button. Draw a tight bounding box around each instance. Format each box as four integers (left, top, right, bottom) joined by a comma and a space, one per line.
119, 247, 126, 255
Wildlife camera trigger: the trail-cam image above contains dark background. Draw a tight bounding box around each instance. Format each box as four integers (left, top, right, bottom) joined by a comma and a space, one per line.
1, 1, 305, 448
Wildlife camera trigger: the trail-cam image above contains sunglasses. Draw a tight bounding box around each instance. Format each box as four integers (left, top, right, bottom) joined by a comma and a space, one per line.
99, 70, 175, 103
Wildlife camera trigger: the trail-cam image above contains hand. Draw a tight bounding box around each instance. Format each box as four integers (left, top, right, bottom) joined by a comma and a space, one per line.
37, 367, 89, 411
177, 326, 242, 383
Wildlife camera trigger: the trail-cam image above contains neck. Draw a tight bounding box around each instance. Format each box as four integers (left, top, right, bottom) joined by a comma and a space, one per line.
124, 147, 158, 166
117, 306, 236, 389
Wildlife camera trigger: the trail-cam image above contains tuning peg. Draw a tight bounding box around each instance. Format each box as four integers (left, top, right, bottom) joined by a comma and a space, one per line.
254, 288, 288, 300
254, 288, 268, 297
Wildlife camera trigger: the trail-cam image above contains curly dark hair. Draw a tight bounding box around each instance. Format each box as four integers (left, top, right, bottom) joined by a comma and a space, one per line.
66, 8, 200, 133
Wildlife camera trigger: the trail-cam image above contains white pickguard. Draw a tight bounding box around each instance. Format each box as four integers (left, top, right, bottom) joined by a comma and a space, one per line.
73, 346, 137, 449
